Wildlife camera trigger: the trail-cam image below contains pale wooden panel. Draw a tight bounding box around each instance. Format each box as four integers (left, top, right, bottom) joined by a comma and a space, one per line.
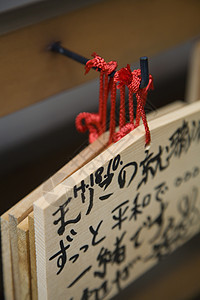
1, 0, 200, 117
34, 100, 200, 300
26, 101, 185, 300
17, 217, 31, 300
2, 101, 184, 299
0, 212, 15, 300
28, 211, 38, 300
186, 40, 200, 103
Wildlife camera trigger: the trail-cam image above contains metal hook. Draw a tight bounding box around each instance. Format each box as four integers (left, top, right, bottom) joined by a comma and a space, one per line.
140, 57, 149, 88
50, 42, 149, 88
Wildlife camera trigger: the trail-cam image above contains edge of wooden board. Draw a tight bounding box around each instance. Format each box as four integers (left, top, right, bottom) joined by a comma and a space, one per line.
17, 217, 31, 300
0, 212, 15, 300
28, 211, 38, 300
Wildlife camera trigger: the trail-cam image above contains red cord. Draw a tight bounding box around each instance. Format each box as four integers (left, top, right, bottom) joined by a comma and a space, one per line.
76, 55, 153, 146
76, 53, 117, 143
114, 65, 153, 145
108, 78, 116, 145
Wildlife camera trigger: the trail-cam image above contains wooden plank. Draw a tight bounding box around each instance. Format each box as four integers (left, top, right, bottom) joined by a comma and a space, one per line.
27, 101, 184, 300
0, 212, 15, 300
2, 101, 184, 299
34, 100, 200, 300
8, 132, 108, 300
28, 211, 38, 300
186, 40, 200, 103
1, 0, 200, 117
17, 217, 31, 300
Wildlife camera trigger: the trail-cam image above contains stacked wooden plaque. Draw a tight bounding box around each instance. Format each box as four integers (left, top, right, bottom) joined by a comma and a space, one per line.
1, 100, 200, 300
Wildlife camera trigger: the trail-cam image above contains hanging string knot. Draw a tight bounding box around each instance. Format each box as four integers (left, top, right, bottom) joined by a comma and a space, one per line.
76, 53, 154, 147
85, 52, 117, 75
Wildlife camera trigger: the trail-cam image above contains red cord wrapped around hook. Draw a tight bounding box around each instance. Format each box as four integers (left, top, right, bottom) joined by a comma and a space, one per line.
76, 54, 153, 146
113, 65, 154, 145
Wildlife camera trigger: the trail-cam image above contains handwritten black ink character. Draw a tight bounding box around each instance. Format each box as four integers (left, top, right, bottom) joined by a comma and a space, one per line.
112, 268, 129, 292
53, 206, 81, 235
85, 187, 94, 215
49, 240, 70, 275
66, 229, 77, 242
154, 182, 168, 202
178, 186, 200, 226
52, 198, 81, 235
94, 167, 104, 185
174, 177, 182, 187
94, 247, 112, 278
142, 193, 151, 207
192, 120, 200, 141
193, 166, 200, 177
89, 220, 106, 246
130, 224, 146, 248
129, 194, 142, 221
74, 180, 87, 203
99, 155, 121, 190
118, 162, 138, 189
99, 160, 114, 190
68, 266, 92, 288
144, 217, 176, 262
80, 280, 110, 300
80, 245, 89, 253
138, 146, 169, 190
166, 120, 199, 161
112, 231, 126, 264
111, 200, 129, 230
99, 193, 113, 201
145, 187, 200, 263
94, 232, 126, 278
69, 244, 89, 264
112, 256, 141, 292
69, 254, 79, 263
94, 155, 122, 202
148, 201, 168, 243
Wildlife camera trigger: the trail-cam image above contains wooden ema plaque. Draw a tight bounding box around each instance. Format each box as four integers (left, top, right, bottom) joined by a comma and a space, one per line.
34, 101, 200, 300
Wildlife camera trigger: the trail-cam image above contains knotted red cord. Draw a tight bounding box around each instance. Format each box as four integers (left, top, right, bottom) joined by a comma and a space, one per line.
75, 53, 117, 143
113, 64, 154, 145
76, 54, 153, 146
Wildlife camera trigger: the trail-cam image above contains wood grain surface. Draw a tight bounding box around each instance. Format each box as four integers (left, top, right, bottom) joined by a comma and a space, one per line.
34, 100, 200, 300
1, 0, 200, 117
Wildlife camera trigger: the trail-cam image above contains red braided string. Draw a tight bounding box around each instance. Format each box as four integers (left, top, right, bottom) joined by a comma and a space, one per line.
76, 53, 117, 143
119, 86, 126, 129
108, 79, 116, 145
128, 90, 134, 123
76, 54, 153, 146
114, 65, 153, 145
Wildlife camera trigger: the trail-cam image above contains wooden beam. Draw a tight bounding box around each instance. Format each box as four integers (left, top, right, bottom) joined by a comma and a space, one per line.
1, 0, 200, 117
186, 40, 200, 103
